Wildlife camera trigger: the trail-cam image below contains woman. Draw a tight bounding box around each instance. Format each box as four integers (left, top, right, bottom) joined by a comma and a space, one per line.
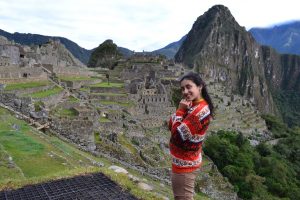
168, 72, 214, 200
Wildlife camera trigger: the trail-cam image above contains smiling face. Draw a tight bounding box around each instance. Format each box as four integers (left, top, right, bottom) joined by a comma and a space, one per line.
180, 79, 202, 101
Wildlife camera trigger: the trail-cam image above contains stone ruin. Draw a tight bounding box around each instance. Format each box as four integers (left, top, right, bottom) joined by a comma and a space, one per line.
123, 64, 179, 128
0, 36, 90, 84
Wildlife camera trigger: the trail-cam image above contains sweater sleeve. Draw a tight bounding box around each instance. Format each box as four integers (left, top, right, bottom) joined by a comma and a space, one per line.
168, 108, 187, 131
174, 105, 211, 142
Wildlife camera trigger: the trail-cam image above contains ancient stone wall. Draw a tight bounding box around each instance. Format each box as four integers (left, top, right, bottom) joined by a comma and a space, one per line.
0, 92, 33, 115
140, 94, 168, 104
98, 121, 123, 134
62, 80, 82, 89
89, 94, 128, 102
50, 117, 95, 148
54, 66, 92, 76
106, 112, 122, 122
0, 45, 20, 65
13, 85, 55, 96
35, 90, 67, 106
141, 117, 165, 128
0, 56, 10, 66
121, 69, 148, 80
90, 87, 124, 93
0, 66, 47, 80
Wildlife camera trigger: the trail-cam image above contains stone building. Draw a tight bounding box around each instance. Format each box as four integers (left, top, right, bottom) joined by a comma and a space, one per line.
0, 56, 10, 66
127, 52, 162, 63
73, 105, 98, 120
125, 67, 175, 128
0, 44, 21, 66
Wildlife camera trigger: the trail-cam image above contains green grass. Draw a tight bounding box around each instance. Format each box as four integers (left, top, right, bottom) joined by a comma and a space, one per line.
91, 92, 127, 96
58, 76, 98, 81
4, 81, 50, 91
0, 144, 24, 181
99, 100, 134, 107
79, 87, 90, 92
24, 87, 63, 98
33, 101, 45, 112
89, 82, 124, 88
0, 119, 71, 181
118, 134, 137, 155
161, 77, 177, 80
0, 107, 92, 181
67, 96, 80, 102
55, 108, 78, 117
99, 117, 112, 123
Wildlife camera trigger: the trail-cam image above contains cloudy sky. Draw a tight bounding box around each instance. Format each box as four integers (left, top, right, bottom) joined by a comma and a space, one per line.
0, 0, 299, 51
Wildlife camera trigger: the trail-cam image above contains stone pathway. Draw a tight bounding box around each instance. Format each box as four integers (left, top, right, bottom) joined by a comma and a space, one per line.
0, 172, 138, 200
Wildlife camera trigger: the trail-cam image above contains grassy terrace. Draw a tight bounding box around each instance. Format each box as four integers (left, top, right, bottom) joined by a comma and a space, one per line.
118, 134, 137, 155
4, 81, 50, 91
91, 92, 127, 96
99, 117, 112, 123
58, 76, 98, 82
0, 108, 176, 200
79, 87, 90, 92
89, 82, 124, 88
54, 108, 78, 118
67, 96, 80, 102
23, 86, 63, 98
99, 100, 134, 107
0, 107, 96, 186
161, 77, 177, 80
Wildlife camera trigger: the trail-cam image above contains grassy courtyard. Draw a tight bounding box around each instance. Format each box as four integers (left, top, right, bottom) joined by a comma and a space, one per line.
58, 75, 98, 81
23, 86, 63, 98
89, 82, 124, 88
4, 81, 50, 91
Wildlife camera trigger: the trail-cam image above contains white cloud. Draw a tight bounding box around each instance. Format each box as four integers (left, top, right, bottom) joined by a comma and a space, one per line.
0, 0, 299, 51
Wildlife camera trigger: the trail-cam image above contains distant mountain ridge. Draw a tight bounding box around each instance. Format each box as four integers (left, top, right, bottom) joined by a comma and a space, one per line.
0, 29, 92, 64
152, 35, 187, 59
250, 21, 300, 55
0, 29, 133, 65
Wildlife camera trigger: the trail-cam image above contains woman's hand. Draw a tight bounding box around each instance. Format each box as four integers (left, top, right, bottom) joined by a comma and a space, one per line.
178, 99, 192, 110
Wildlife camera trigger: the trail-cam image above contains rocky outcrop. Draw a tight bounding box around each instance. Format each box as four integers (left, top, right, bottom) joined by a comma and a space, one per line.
0, 36, 10, 45
261, 46, 300, 91
197, 158, 238, 200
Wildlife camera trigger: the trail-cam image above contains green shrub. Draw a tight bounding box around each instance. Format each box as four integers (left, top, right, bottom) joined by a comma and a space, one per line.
204, 130, 300, 199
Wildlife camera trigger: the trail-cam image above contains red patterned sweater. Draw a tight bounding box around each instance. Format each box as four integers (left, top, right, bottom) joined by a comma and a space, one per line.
168, 99, 211, 173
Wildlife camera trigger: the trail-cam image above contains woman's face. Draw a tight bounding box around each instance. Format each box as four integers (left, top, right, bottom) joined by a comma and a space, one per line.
180, 79, 202, 101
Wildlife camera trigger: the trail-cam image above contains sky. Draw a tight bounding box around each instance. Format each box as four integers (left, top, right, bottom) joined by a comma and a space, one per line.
0, 0, 299, 51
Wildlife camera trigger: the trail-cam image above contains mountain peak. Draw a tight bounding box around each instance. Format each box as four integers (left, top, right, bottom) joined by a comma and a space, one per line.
192, 4, 239, 31
206, 4, 232, 16
198, 4, 235, 22
175, 4, 243, 65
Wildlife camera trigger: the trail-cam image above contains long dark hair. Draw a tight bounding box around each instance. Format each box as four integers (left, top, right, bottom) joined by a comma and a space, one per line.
178, 72, 214, 117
